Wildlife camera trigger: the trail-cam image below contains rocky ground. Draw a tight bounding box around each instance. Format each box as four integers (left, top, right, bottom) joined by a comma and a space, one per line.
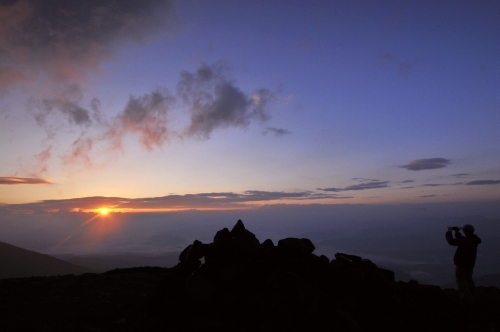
1, 220, 499, 331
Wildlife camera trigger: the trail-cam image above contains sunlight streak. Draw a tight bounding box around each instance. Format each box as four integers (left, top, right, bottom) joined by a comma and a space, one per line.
51, 212, 107, 251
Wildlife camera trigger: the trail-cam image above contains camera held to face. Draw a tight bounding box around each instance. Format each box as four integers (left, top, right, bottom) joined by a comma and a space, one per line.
447, 226, 461, 231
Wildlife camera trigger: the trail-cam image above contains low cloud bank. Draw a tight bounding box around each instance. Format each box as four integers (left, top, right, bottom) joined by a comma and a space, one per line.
0, 176, 51, 185
399, 158, 451, 171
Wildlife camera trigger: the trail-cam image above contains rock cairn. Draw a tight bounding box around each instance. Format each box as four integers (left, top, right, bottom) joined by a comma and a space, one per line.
131, 219, 448, 331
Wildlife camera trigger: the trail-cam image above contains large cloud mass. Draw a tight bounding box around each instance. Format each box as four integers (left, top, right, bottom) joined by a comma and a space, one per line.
0, 0, 176, 88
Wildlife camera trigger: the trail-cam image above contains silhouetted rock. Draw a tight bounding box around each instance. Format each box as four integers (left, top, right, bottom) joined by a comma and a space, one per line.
278, 237, 315, 257
230, 219, 246, 236
213, 227, 230, 244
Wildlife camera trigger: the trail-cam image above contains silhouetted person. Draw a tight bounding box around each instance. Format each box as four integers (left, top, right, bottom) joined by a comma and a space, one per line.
446, 224, 481, 300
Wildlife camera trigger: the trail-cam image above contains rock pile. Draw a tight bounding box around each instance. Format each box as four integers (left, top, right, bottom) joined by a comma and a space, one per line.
128, 220, 448, 331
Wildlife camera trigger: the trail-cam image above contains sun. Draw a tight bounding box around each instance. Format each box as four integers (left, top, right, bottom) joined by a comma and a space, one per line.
100, 208, 109, 216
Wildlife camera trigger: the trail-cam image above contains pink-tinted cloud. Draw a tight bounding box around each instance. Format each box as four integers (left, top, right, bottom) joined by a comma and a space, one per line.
32, 145, 52, 174
0, 176, 51, 185
104, 89, 174, 152
0, 66, 27, 91
62, 136, 93, 169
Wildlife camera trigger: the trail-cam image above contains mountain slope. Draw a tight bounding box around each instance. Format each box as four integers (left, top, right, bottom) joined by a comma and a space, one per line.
0, 241, 90, 279
57, 252, 181, 273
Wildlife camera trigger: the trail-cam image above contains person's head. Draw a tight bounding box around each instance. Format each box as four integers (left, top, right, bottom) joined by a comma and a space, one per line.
462, 224, 475, 235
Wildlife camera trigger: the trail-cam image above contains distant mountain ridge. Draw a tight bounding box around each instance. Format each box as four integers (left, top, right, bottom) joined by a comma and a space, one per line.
442, 273, 500, 289
55, 252, 181, 273
0, 241, 90, 279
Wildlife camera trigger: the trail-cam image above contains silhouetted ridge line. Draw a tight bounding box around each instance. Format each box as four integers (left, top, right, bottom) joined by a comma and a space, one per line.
0, 241, 89, 279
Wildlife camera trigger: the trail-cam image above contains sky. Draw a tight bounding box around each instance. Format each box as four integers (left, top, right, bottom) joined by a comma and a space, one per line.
0, 1, 499, 219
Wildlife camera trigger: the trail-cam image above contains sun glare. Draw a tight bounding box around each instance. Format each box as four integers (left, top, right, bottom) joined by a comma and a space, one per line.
100, 208, 109, 215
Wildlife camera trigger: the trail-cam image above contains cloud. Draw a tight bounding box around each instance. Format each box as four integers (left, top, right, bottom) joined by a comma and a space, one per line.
32, 84, 94, 128
401, 180, 414, 183
318, 180, 390, 192
62, 135, 94, 168
399, 158, 450, 171
421, 184, 445, 187
0, 190, 345, 214
419, 195, 437, 198
0, 66, 27, 91
380, 53, 421, 78
27, 62, 277, 172
0, 0, 176, 89
105, 89, 174, 151
262, 127, 291, 137
450, 173, 471, 178
465, 180, 500, 186
0, 176, 51, 185
397, 62, 414, 77
178, 62, 275, 138
32, 145, 52, 175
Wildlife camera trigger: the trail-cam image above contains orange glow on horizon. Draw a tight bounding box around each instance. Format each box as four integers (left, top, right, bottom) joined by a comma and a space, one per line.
72, 206, 254, 214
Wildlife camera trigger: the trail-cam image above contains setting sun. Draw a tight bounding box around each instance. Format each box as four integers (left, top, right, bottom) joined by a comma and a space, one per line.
100, 208, 109, 215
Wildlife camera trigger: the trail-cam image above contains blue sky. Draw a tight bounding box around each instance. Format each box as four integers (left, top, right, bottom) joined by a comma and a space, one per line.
1, 0, 499, 212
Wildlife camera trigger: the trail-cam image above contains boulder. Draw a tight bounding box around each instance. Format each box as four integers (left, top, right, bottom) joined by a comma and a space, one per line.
277, 237, 315, 257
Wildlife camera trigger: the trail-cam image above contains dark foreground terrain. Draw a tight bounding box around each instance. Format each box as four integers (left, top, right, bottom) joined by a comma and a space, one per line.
1, 220, 499, 331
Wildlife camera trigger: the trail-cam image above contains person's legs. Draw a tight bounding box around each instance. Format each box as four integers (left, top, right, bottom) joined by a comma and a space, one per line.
464, 268, 476, 300
455, 266, 467, 299
456, 266, 475, 300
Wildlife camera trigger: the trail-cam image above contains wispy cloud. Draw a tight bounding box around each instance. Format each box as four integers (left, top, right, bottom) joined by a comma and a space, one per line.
399, 158, 450, 171
466, 180, 500, 186
262, 127, 291, 137
0, 176, 51, 185
31, 145, 52, 175
318, 180, 390, 192
61, 135, 94, 168
380, 53, 422, 77
419, 195, 438, 198
450, 173, 472, 178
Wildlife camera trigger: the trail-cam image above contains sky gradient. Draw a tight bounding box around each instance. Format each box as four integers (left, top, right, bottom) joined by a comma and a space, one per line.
1, 0, 499, 214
